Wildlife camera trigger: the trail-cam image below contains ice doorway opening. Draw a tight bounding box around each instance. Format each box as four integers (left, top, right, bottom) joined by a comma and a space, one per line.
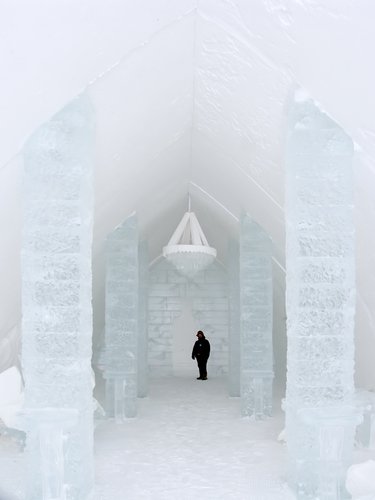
147, 257, 229, 380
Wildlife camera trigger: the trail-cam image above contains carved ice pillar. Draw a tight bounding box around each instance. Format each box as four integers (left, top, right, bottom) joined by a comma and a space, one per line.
228, 239, 240, 397
22, 95, 95, 500
285, 95, 358, 499
103, 214, 138, 420
240, 216, 273, 418
138, 240, 149, 397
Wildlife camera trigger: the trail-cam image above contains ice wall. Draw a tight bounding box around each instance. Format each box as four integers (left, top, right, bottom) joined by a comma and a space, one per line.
285, 95, 358, 499
102, 214, 138, 419
138, 241, 149, 397
239, 215, 273, 418
228, 239, 240, 396
22, 95, 94, 500
148, 259, 228, 376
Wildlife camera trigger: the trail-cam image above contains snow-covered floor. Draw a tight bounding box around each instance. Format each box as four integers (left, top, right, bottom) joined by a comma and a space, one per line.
94, 376, 294, 500
2, 375, 374, 499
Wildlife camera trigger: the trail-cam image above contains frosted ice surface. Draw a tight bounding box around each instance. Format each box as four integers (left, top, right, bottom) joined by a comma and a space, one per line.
240, 216, 273, 418
355, 390, 375, 449
138, 240, 149, 397
228, 239, 240, 397
102, 213, 139, 419
22, 94, 95, 500
285, 96, 357, 499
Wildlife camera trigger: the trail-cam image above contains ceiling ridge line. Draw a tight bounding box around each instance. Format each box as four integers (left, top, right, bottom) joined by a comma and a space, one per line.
86, 8, 197, 90
0, 152, 20, 175
189, 181, 286, 273
272, 257, 286, 274
197, 9, 283, 74
189, 1, 199, 185
188, 181, 238, 221
193, 127, 284, 212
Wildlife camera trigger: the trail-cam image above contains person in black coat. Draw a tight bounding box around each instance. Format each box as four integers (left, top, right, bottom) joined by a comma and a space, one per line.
191, 330, 210, 380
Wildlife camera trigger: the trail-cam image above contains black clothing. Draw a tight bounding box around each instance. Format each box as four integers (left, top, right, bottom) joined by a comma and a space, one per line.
192, 334, 210, 379
197, 356, 208, 379
192, 336, 210, 359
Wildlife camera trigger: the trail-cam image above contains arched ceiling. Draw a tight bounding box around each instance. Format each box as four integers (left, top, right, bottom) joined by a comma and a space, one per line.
1, 1, 375, 386
87, 3, 290, 269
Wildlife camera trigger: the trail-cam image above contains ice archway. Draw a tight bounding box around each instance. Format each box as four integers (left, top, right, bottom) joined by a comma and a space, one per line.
1, 0, 375, 498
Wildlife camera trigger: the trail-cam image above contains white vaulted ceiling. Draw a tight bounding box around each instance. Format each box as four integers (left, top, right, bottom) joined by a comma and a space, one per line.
1, 1, 374, 387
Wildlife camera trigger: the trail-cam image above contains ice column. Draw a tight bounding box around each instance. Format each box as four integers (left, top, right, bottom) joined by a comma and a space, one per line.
285, 95, 358, 499
228, 239, 240, 396
22, 95, 95, 500
103, 214, 138, 420
240, 216, 273, 418
138, 240, 149, 397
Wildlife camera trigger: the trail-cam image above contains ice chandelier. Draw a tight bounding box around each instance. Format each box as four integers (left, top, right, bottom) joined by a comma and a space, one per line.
163, 200, 216, 279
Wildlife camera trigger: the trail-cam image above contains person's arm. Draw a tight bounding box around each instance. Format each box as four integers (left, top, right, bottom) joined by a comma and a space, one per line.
206, 340, 210, 358
192, 342, 196, 359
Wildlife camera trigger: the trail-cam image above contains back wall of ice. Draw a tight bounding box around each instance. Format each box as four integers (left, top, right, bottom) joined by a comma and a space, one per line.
148, 259, 228, 377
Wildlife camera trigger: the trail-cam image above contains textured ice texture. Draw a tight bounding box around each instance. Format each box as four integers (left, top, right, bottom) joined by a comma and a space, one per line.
228, 239, 240, 396
285, 96, 357, 499
148, 259, 228, 376
103, 214, 139, 419
22, 95, 94, 500
240, 216, 273, 418
138, 241, 149, 397
355, 390, 375, 449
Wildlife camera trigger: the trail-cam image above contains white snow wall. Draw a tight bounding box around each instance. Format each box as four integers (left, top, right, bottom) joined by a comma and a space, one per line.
22, 95, 94, 500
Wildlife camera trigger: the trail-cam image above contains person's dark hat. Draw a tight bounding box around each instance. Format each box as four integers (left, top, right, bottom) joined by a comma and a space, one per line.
196, 330, 204, 337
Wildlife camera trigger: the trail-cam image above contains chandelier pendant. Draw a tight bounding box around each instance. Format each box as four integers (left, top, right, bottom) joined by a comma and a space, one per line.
163, 211, 217, 279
